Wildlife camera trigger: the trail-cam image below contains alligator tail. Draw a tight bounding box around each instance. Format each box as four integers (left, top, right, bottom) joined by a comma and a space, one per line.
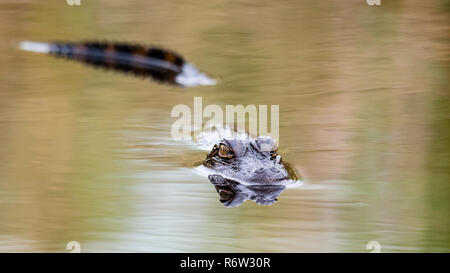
19, 41, 216, 87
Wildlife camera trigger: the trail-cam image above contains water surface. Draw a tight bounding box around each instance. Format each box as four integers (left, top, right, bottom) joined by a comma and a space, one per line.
0, 0, 448, 252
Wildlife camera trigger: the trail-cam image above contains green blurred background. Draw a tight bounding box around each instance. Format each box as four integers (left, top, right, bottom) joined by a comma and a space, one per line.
0, 0, 448, 252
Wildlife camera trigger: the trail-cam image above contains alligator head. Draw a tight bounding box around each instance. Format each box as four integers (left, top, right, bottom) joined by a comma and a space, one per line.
200, 136, 299, 207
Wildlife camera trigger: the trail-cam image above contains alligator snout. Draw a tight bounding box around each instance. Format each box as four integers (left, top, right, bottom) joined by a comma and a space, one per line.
250, 167, 287, 183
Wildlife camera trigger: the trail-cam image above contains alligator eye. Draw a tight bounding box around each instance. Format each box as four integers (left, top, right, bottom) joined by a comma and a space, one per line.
218, 144, 234, 159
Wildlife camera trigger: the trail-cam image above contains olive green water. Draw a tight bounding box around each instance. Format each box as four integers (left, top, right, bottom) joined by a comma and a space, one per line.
0, 0, 449, 252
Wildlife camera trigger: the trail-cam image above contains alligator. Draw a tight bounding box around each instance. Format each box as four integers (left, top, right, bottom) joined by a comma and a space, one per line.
19, 41, 301, 207
195, 133, 301, 207
19, 41, 216, 87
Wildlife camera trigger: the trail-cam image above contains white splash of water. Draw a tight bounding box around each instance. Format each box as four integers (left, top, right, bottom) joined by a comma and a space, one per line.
175, 63, 217, 87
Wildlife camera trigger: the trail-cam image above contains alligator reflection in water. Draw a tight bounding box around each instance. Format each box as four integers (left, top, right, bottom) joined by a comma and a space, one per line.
208, 174, 288, 207
195, 133, 301, 207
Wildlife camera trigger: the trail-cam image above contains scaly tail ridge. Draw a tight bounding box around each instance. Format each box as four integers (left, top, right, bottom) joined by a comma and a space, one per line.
19, 40, 216, 87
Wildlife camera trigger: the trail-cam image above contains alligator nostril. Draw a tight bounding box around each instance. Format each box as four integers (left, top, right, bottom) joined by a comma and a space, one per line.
270, 167, 280, 173
255, 168, 265, 174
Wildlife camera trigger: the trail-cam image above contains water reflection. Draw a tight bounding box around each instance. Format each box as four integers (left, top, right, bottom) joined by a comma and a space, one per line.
208, 174, 286, 207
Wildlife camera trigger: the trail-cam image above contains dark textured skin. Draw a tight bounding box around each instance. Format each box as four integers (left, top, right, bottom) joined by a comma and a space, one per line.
203, 136, 298, 184
201, 136, 299, 207
48, 41, 185, 85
